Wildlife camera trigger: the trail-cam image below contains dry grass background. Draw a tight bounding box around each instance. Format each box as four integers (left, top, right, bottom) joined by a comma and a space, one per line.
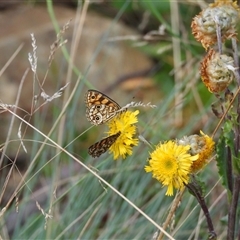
0, 1, 228, 239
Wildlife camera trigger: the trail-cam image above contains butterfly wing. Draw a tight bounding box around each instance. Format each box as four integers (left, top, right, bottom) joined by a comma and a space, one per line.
88, 131, 121, 158
85, 90, 121, 125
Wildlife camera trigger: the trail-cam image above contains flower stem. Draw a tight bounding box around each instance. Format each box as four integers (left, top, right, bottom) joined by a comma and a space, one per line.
226, 146, 233, 192
227, 175, 240, 240
186, 179, 217, 239
232, 39, 239, 83
216, 23, 222, 54
227, 36, 240, 240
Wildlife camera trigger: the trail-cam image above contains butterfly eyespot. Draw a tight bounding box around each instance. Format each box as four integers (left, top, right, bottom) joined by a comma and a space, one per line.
85, 89, 121, 125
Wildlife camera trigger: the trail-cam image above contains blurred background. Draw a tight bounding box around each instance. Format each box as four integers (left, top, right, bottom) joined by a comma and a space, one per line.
0, 1, 227, 239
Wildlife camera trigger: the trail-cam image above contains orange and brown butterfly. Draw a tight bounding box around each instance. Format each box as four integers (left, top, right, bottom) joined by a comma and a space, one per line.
85, 89, 121, 125
88, 131, 121, 158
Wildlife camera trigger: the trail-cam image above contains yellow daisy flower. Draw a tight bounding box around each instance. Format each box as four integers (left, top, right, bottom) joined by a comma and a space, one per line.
178, 131, 215, 173
107, 110, 139, 160
145, 141, 199, 196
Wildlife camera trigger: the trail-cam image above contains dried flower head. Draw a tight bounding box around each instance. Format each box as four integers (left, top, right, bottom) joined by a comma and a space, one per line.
178, 131, 215, 173
200, 49, 235, 93
191, 0, 240, 49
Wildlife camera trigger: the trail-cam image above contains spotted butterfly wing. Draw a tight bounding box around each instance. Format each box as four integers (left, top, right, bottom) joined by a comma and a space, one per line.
88, 131, 121, 158
85, 89, 121, 125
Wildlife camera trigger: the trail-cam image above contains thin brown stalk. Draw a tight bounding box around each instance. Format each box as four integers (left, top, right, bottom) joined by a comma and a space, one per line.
2, 107, 174, 240
226, 146, 233, 193
157, 189, 185, 240
46, 5, 88, 233
226, 36, 240, 240
0, 44, 24, 168
227, 176, 240, 240
0, 44, 23, 79
212, 86, 240, 138
170, 1, 183, 127
0, 69, 29, 204
216, 24, 222, 54
56, 0, 88, 150
186, 181, 216, 240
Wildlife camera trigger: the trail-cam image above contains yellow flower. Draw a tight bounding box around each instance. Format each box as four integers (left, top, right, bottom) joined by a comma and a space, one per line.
107, 110, 139, 159
145, 141, 199, 196
178, 131, 215, 173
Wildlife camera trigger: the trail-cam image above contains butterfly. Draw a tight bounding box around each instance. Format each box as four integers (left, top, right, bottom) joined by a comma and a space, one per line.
88, 131, 121, 158
85, 89, 121, 125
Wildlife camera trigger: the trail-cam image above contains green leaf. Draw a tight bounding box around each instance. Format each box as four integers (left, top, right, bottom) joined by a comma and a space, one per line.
188, 174, 206, 196
216, 134, 229, 189
216, 121, 235, 191
232, 155, 240, 174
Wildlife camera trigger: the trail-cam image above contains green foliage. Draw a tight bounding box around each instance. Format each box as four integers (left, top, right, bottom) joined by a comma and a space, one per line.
216, 120, 234, 191
110, 0, 133, 13
0, 0, 232, 240
188, 174, 206, 197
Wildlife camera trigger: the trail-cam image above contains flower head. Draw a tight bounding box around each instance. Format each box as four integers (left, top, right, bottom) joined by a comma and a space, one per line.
107, 110, 139, 159
191, 0, 240, 49
178, 131, 215, 173
145, 141, 198, 196
200, 49, 235, 93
